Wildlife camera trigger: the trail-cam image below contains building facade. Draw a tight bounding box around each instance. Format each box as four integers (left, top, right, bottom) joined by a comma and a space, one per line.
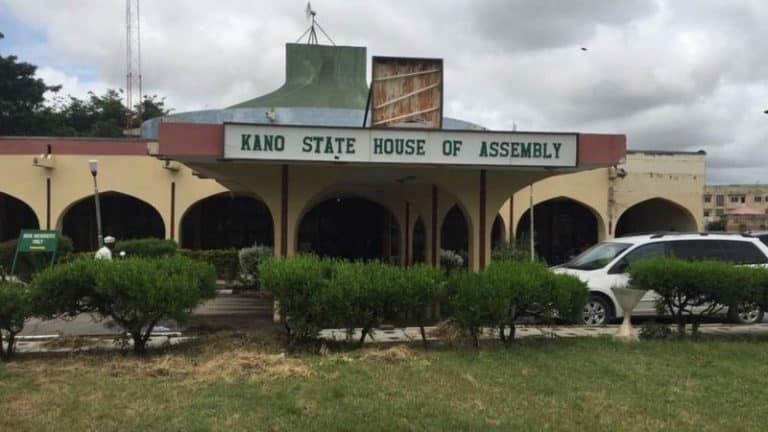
0, 42, 706, 269
703, 185, 768, 229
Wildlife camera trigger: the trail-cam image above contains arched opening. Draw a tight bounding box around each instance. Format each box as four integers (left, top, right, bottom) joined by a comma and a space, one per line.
0, 192, 39, 242
298, 197, 400, 262
491, 213, 506, 250
516, 197, 598, 265
181, 193, 274, 250
61, 192, 164, 252
412, 216, 426, 264
616, 198, 698, 237
441, 205, 469, 267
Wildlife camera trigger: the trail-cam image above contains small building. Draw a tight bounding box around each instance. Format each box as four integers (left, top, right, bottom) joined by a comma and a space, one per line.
725, 205, 766, 232
703, 184, 768, 227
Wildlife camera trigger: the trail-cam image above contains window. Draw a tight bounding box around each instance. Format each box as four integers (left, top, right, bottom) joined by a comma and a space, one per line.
609, 242, 668, 274
703, 194, 712, 203
716, 209, 725, 216
720, 241, 768, 264
669, 240, 726, 261
563, 242, 631, 270
716, 195, 725, 206
755, 196, 763, 203
703, 210, 711, 217
729, 195, 746, 203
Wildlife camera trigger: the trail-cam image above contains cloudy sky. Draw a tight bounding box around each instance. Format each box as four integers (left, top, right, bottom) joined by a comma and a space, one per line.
1, 0, 767, 184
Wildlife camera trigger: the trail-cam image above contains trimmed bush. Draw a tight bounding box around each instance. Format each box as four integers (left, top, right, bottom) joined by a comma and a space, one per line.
491, 244, 536, 263
115, 238, 177, 257
398, 265, 444, 347
179, 249, 240, 281
260, 255, 335, 343
629, 258, 759, 336
31, 256, 216, 355
239, 244, 274, 288
447, 271, 492, 348
0, 280, 33, 361
449, 260, 588, 348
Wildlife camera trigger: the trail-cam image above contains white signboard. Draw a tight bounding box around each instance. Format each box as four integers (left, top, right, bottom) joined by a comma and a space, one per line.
224, 123, 577, 167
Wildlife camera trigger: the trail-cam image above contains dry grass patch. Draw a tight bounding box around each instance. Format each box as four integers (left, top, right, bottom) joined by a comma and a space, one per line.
359, 344, 417, 362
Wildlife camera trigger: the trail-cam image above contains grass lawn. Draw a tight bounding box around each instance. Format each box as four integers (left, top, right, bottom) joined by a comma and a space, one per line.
1, 331, 768, 431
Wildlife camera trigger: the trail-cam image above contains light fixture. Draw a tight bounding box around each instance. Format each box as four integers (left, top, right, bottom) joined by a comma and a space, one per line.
88, 159, 98, 176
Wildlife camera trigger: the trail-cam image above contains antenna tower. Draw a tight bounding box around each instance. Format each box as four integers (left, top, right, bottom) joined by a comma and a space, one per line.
296, 3, 335, 45
125, 0, 143, 132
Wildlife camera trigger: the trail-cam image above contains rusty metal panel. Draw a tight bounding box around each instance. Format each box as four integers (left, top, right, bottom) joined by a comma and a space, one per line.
371, 57, 443, 129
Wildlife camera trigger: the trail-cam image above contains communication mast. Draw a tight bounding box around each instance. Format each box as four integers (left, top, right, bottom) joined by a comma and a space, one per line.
125, 0, 143, 133
296, 3, 335, 45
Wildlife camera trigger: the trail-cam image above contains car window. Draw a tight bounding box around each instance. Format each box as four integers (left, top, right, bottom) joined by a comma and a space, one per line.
720, 241, 768, 264
669, 240, 725, 261
758, 235, 768, 248
562, 242, 631, 270
609, 242, 668, 274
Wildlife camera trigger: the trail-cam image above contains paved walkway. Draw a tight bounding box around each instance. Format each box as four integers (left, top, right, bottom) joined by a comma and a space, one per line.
19, 291, 274, 336
8, 323, 768, 355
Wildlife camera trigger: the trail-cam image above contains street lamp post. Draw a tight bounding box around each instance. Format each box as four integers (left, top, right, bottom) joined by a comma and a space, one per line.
89, 160, 104, 248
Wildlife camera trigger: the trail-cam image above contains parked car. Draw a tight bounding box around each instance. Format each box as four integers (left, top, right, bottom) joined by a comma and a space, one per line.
751, 231, 768, 247
552, 233, 768, 326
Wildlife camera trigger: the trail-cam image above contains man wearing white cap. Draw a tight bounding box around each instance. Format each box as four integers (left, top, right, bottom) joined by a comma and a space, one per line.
95, 236, 116, 260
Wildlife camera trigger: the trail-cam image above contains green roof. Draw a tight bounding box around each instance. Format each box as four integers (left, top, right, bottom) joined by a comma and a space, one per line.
229, 43, 369, 110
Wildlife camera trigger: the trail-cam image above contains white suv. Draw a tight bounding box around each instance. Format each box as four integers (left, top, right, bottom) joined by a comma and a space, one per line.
552, 233, 768, 326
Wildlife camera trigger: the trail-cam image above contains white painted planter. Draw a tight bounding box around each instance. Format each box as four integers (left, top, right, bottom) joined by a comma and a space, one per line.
610, 287, 647, 342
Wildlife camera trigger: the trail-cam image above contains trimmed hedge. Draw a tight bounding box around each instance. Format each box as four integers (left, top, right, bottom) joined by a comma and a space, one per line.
115, 238, 178, 257
179, 249, 240, 281
449, 260, 588, 347
31, 256, 216, 355
262, 255, 585, 348
629, 258, 763, 336
0, 280, 33, 361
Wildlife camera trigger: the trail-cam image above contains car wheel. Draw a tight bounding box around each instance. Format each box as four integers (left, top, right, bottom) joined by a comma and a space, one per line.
728, 303, 764, 324
583, 295, 612, 326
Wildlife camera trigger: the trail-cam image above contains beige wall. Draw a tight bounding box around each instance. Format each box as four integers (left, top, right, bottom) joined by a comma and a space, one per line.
504, 151, 705, 242
0, 154, 227, 242
0, 150, 705, 269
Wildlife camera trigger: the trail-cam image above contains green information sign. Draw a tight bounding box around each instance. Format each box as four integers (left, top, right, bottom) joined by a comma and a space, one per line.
10, 229, 59, 276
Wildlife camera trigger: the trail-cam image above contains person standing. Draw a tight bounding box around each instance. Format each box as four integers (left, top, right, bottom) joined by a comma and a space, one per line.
94, 236, 116, 260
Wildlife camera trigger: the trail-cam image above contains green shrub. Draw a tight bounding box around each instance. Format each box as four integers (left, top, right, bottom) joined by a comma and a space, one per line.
260, 255, 335, 343
639, 321, 672, 340
32, 256, 216, 355
0, 280, 33, 361
629, 258, 758, 336
239, 244, 274, 288
447, 271, 492, 348
115, 238, 177, 257
491, 244, 536, 262
546, 273, 590, 324
448, 260, 588, 348
30, 258, 100, 317
398, 265, 444, 347
179, 249, 240, 281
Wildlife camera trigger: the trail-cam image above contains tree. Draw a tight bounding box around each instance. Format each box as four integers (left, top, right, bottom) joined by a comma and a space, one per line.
1, 34, 171, 137
0, 53, 61, 135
